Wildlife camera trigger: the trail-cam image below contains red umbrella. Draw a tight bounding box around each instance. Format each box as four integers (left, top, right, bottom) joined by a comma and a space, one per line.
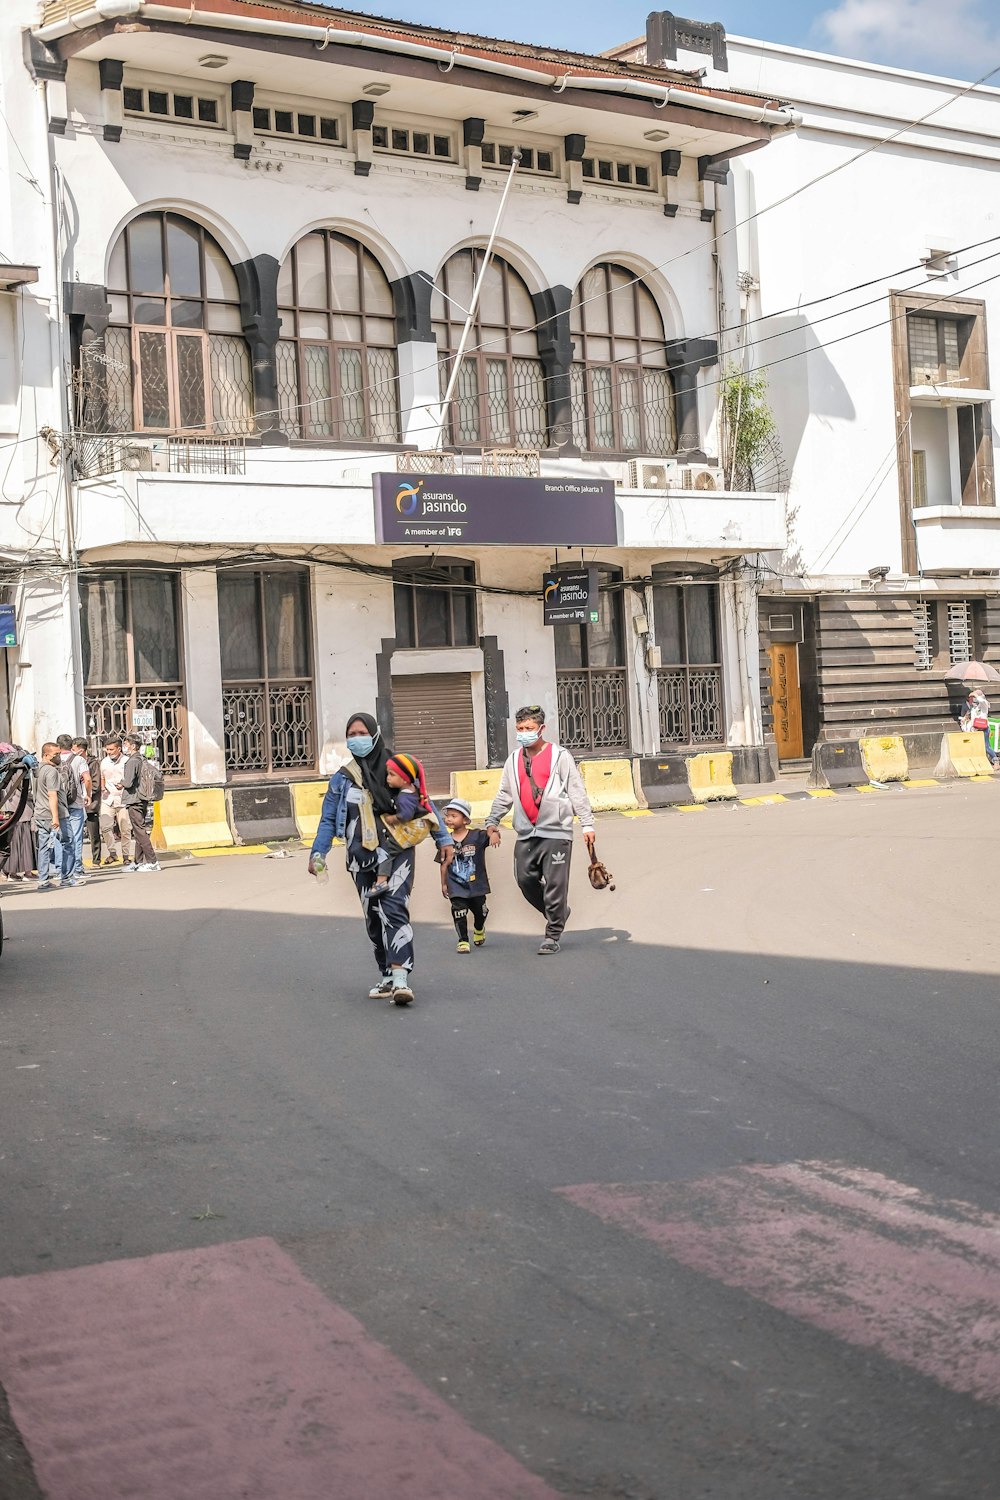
944, 659, 1000, 683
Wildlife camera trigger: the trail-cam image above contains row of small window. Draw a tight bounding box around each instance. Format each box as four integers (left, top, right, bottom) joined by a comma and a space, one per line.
123, 86, 219, 124
583, 158, 653, 189
119, 89, 656, 188
913, 599, 979, 670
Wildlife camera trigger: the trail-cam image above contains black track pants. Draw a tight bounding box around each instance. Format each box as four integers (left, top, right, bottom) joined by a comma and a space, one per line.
450, 895, 488, 943
513, 836, 572, 941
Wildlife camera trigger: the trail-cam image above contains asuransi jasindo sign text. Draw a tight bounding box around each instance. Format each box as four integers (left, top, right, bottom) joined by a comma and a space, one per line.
373, 473, 617, 546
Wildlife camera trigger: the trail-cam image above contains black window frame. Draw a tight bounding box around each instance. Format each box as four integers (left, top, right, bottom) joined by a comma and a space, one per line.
392, 557, 478, 650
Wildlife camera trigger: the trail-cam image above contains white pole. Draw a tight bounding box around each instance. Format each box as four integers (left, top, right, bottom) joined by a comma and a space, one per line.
435, 149, 521, 449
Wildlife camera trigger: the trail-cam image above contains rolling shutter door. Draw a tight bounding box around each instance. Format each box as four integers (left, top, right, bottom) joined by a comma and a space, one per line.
390, 673, 477, 796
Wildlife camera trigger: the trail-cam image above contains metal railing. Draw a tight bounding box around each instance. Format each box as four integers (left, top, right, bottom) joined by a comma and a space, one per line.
83, 686, 187, 777
222, 680, 315, 774
556, 669, 629, 754
397, 449, 541, 477
656, 665, 723, 746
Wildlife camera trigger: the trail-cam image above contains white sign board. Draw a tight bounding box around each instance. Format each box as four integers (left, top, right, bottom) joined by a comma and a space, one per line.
131, 709, 156, 729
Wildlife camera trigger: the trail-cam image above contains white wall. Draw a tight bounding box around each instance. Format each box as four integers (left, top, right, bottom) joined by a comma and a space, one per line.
701, 40, 1000, 581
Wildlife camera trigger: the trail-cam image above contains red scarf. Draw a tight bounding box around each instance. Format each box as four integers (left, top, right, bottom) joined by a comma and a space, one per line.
517, 742, 553, 825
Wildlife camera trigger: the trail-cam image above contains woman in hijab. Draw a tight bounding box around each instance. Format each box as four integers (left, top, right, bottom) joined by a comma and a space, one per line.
308, 713, 453, 1007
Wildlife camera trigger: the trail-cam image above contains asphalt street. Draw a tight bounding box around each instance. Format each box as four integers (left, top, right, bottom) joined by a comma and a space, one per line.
2, 781, 1000, 1498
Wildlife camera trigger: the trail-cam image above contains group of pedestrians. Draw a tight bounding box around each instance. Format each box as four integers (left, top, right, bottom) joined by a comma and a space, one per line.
1, 731, 161, 889
309, 704, 595, 1006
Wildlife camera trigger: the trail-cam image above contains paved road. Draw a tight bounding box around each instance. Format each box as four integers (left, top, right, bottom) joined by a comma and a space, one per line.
2, 782, 1000, 1498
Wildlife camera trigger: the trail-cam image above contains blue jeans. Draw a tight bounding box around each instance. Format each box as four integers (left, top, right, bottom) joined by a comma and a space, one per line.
59, 806, 85, 880
984, 728, 997, 766
36, 826, 59, 884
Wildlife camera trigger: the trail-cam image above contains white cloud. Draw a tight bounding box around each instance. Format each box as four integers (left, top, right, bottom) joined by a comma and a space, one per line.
815, 0, 1000, 78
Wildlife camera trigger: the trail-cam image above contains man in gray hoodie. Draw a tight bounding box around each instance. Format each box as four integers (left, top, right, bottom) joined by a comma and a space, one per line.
486, 705, 595, 955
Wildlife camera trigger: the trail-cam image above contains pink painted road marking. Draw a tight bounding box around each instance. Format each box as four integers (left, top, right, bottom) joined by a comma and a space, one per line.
559, 1161, 1000, 1407
0, 1237, 564, 1500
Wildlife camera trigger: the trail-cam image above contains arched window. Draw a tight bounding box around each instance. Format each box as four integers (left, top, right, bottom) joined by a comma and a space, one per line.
275, 232, 400, 442
98, 213, 252, 435
433, 250, 547, 449
570, 263, 676, 456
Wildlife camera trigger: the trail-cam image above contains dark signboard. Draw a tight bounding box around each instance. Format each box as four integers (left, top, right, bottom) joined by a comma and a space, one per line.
543, 566, 599, 626
0, 604, 15, 648
373, 472, 617, 546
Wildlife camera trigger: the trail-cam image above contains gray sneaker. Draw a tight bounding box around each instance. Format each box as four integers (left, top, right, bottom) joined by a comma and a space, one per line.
389, 979, 414, 1006
537, 938, 561, 956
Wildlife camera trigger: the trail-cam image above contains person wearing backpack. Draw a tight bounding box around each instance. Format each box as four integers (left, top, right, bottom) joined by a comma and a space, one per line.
56, 733, 91, 885
121, 733, 161, 872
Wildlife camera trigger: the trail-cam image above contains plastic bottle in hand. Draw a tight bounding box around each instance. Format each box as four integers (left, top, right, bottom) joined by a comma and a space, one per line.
312, 854, 330, 884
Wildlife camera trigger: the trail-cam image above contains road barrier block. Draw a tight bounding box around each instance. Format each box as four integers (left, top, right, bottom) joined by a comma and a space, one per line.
291, 780, 331, 843
228, 784, 297, 845
579, 758, 642, 813
860, 735, 909, 784
154, 788, 233, 851
811, 740, 866, 789
687, 751, 738, 802
936, 732, 994, 779
450, 768, 504, 823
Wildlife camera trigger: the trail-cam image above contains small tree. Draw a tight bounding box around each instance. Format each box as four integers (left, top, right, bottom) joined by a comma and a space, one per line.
721, 365, 776, 491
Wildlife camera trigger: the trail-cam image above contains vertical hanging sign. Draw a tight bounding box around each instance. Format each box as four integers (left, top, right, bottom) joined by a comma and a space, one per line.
542, 566, 599, 625
0, 604, 16, 647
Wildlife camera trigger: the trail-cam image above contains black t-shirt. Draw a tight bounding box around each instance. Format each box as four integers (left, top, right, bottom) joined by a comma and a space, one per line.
444, 828, 491, 898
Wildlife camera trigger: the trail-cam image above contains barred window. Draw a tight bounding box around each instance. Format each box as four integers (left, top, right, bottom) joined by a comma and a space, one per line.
89, 213, 252, 436
219, 569, 315, 774
80, 570, 187, 777
276, 232, 400, 443
913, 597, 981, 670
432, 250, 547, 449
570, 263, 676, 456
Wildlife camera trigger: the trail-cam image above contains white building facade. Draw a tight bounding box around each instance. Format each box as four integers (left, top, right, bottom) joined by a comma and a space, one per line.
618, 16, 1000, 764
2, 0, 795, 800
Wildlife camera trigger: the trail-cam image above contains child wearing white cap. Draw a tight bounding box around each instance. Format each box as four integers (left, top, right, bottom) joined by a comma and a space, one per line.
439, 799, 492, 954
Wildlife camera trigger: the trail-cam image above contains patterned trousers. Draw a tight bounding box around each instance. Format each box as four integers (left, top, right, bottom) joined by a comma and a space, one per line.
352, 847, 416, 974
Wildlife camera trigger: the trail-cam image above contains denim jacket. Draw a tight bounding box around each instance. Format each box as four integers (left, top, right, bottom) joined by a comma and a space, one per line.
311, 766, 454, 859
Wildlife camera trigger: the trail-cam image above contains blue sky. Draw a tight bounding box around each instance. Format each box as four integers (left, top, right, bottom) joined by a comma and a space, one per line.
337, 1, 1000, 81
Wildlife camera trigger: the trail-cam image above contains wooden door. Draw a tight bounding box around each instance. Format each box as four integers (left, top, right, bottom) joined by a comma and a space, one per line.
390, 673, 478, 796
769, 643, 803, 760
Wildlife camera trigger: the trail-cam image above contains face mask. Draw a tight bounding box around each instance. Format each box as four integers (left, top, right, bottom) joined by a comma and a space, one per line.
346, 734, 374, 758
516, 729, 540, 748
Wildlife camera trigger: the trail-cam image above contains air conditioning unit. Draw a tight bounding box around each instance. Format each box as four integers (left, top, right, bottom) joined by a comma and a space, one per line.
627, 458, 680, 491
679, 464, 720, 491
120, 442, 157, 473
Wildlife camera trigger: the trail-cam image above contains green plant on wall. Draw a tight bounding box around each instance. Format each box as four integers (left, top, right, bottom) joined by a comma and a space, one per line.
721, 364, 776, 489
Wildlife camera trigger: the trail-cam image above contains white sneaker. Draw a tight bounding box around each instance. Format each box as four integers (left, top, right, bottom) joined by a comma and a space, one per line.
368, 975, 394, 999
136, 861, 161, 873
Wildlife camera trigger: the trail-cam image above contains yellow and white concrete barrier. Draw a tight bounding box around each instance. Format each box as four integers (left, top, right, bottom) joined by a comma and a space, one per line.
860, 735, 909, 784
153, 788, 233, 851
686, 751, 738, 803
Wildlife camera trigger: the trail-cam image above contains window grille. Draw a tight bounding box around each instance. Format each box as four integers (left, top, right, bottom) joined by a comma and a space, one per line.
554, 566, 629, 752
80, 571, 187, 777
372, 124, 453, 160
276, 231, 400, 443
947, 600, 972, 663
913, 602, 933, 671
570, 263, 676, 456
433, 250, 547, 449
911, 449, 928, 508
252, 105, 341, 144
480, 141, 556, 174
651, 578, 723, 746
581, 155, 654, 190
123, 85, 221, 126
218, 570, 315, 775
